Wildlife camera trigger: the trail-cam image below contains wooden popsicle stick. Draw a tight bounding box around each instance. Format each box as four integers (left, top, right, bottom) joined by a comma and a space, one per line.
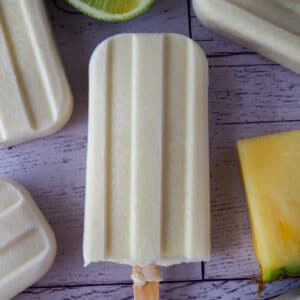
132, 265, 161, 300
134, 281, 159, 300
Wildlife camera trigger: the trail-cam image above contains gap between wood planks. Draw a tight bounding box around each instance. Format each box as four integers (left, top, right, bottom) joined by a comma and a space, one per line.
186, 0, 192, 38
217, 119, 300, 126
29, 277, 262, 290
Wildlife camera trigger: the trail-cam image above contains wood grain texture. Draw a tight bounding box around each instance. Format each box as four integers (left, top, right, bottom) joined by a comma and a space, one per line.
17, 279, 300, 300
1, 0, 300, 299
208, 65, 300, 124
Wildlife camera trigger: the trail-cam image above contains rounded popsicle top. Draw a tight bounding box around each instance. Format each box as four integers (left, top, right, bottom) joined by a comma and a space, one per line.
192, 0, 300, 74
0, 178, 57, 299
0, 0, 73, 149
90, 33, 208, 72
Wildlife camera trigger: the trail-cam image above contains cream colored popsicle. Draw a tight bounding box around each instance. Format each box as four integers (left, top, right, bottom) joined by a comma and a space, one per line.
0, 178, 56, 300
193, 0, 300, 74
84, 33, 210, 267
0, 0, 73, 148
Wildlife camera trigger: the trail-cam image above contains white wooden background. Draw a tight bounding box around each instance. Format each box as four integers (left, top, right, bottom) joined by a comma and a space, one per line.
1, 0, 300, 299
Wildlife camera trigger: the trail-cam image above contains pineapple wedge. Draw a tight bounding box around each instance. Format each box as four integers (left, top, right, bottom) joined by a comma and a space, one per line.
237, 130, 300, 282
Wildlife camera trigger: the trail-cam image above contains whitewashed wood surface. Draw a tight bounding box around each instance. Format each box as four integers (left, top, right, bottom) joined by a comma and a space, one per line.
0, 0, 299, 299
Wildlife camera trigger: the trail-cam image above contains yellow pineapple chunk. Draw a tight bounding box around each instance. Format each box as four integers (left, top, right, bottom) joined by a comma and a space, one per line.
237, 130, 300, 282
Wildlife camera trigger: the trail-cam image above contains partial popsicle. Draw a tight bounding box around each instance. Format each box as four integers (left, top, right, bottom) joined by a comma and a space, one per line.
84, 33, 210, 268
0, 178, 56, 299
0, 0, 73, 148
192, 0, 300, 74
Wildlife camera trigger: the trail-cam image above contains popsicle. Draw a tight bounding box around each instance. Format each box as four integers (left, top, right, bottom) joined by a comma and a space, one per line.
0, 0, 73, 149
192, 0, 300, 74
237, 130, 300, 284
0, 178, 57, 299
84, 33, 210, 297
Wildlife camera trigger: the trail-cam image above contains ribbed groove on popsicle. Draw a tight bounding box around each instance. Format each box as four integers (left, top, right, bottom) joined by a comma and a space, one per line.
159, 35, 188, 259
0, 200, 17, 217
0, 6, 36, 140
227, 0, 300, 36
184, 40, 196, 258
0, 227, 36, 253
20, 1, 57, 123
129, 35, 164, 263
0, 185, 22, 218
104, 40, 113, 257
183, 40, 210, 261
0, 227, 45, 280
84, 39, 113, 263
160, 35, 170, 258
157, 34, 169, 260
129, 35, 138, 261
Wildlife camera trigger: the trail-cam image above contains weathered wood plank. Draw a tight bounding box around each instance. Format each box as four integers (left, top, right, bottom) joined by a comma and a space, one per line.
16, 278, 300, 300
47, 0, 189, 98
208, 65, 300, 124
206, 121, 300, 279
208, 54, 275, 67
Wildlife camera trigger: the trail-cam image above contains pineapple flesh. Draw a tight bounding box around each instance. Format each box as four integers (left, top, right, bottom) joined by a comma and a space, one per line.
237, 130, 300, 282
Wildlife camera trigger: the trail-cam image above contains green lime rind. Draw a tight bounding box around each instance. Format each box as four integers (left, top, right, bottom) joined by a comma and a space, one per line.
65, 0, 155, 22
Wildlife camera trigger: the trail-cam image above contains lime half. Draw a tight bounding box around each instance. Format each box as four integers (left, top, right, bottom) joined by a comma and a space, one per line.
66, 0, 155, 22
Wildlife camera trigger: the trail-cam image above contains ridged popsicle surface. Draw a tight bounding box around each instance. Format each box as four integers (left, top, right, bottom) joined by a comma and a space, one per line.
84, 34, 210, 267
228, 0, 300, 35
193, 0, 300, 74
0, 0, 73, 148
0, 179, 56, 299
